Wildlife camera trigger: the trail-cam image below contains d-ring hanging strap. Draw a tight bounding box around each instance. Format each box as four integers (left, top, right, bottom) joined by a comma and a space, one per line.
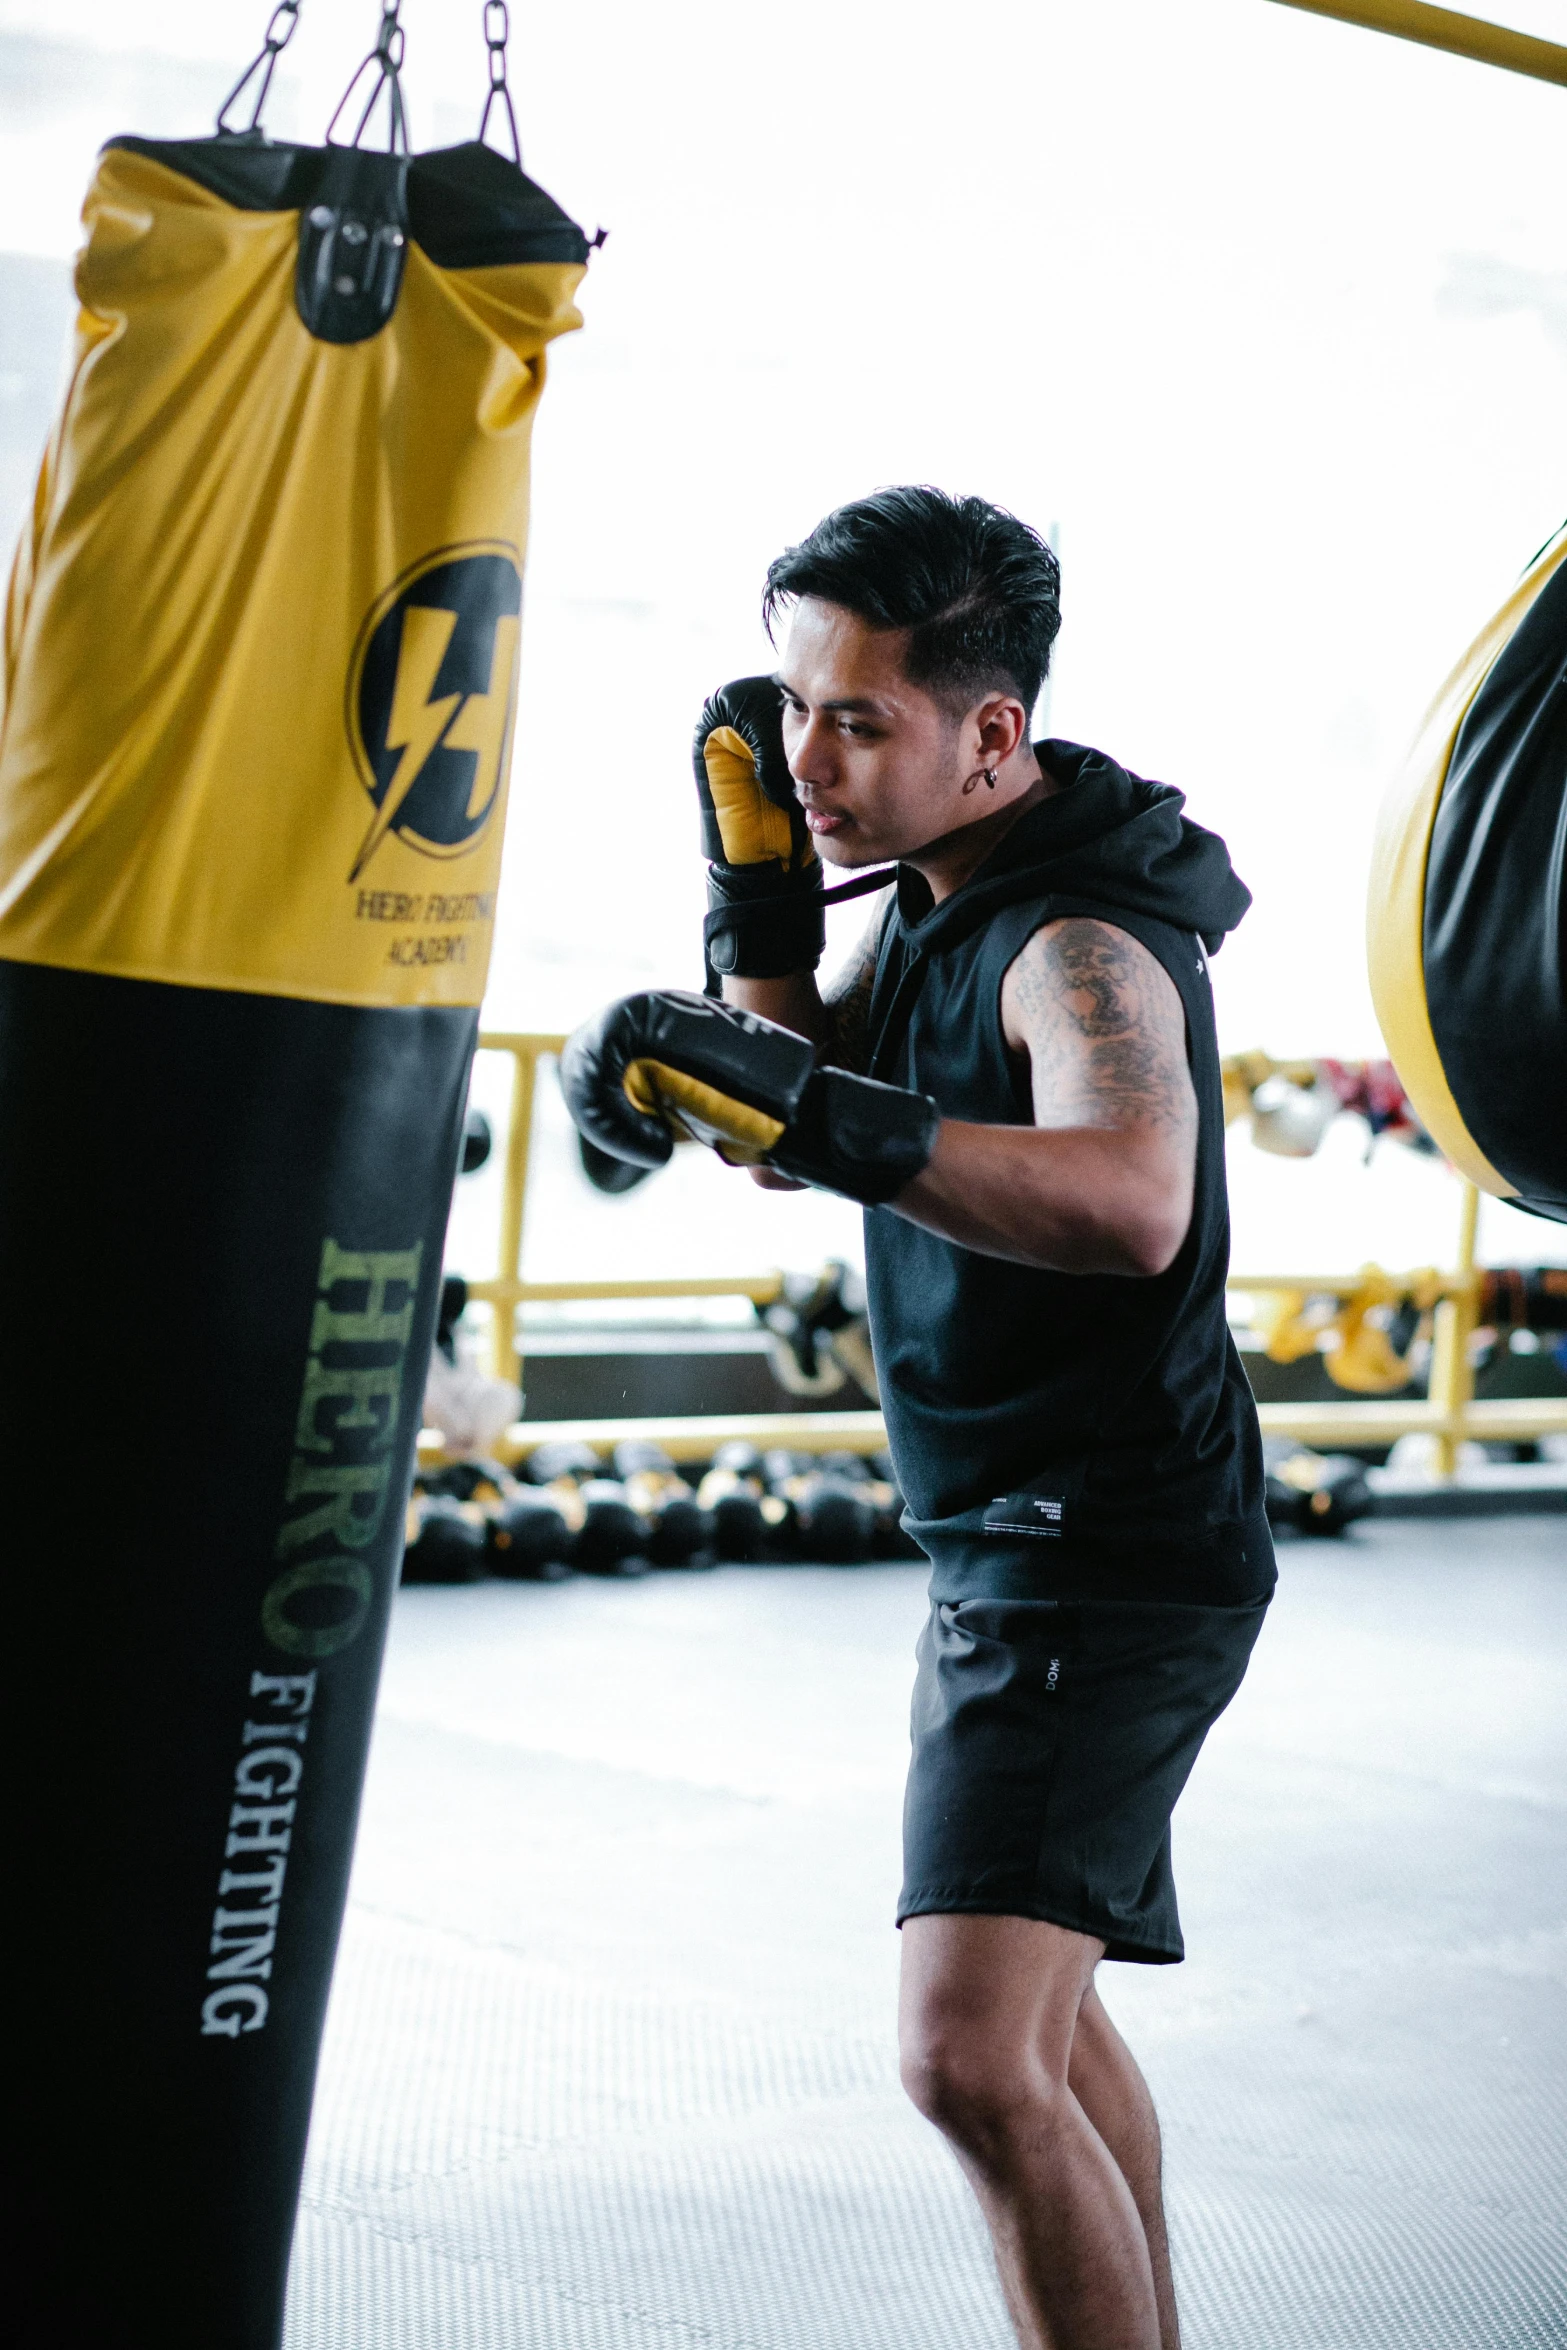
326, 0, 411, 155
478, 0, 523, 165
216, 0, 301, 136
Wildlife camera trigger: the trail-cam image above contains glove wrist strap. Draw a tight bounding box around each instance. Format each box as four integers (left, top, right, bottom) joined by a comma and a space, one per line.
702, 863, 895, 990
703, 862, 824, 984
770, 1068, 941, 1206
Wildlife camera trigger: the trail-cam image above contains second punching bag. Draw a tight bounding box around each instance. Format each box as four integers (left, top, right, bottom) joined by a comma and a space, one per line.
1, 8, 589, 2343
1367, 523, 1567, 1219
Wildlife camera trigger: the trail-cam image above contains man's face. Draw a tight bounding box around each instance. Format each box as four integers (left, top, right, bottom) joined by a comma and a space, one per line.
775, 598, 977, 869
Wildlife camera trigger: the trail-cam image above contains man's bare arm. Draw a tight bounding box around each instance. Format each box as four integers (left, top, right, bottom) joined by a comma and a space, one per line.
889, 918, 1198, 1275
819, 916, 882, 1074
1007, 919, 1197, 1147
723, 912, 883, 1189
724, 908, 882, 1074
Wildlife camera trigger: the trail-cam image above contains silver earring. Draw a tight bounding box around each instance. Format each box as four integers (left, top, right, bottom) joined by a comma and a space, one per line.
982, 767, 998, 788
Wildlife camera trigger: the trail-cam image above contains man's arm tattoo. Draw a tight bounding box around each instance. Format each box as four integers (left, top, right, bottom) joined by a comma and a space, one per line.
821, 913, 884, 1075
1010, 919, 1197, 1141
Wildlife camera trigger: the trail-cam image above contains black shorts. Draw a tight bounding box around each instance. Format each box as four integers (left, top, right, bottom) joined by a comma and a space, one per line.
898, 1593, 1270, 1963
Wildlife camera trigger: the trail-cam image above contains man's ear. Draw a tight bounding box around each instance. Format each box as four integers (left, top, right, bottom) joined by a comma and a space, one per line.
971, 693, 1029, 770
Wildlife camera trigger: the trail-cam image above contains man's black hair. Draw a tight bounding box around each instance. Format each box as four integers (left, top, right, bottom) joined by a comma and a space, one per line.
762, 486, 1061, 717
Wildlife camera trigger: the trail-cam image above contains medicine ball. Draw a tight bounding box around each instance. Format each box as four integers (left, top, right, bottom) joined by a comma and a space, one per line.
486, 1489, 575, 1580
575, 1480, 649, 1575
402, 1494, 489, 1583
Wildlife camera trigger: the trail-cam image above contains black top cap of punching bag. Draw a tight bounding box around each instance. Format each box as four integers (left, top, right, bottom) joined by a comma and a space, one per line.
108, 132, 591, 342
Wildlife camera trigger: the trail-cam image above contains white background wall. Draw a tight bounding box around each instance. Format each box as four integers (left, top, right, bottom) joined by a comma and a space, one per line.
2, 0, 1563, 1285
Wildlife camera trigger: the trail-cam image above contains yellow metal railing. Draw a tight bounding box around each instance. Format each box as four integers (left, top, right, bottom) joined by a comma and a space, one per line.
463, 1033, 1566, 1474
1225, 1175, 1565, 1472
1267, 0, 1567, 88
467, 1033, 785, 1391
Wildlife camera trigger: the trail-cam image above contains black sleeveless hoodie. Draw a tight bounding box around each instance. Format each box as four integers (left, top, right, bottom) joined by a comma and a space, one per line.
863, 739, 1274, 1607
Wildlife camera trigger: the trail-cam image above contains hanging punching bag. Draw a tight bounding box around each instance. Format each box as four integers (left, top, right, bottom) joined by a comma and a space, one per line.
1367, 523, 1567, 1220
1, 6, 589, 2342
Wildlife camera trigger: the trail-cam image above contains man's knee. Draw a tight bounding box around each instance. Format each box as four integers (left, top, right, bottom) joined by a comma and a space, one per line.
898, 1913, 1099, 2156
899, 1988, 1073, 2159
901, 2011, 1045, 2147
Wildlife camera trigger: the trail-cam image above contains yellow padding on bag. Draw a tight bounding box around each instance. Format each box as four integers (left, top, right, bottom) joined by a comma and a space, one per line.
0, 147, 584, 1010
1366, 529, 1566, 1196
623, 1057, 786, 1160
703, 726, 797, 867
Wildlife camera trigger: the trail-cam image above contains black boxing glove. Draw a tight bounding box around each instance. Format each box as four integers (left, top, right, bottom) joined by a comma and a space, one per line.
694, 676, 826, 980
559, 989, 940, 1208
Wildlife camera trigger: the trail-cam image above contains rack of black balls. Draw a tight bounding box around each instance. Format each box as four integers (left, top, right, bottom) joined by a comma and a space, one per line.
400, 1441, 926, 1583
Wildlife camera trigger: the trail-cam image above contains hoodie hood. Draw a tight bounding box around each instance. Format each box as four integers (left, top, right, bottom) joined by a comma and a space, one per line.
893, 739, 1252, 960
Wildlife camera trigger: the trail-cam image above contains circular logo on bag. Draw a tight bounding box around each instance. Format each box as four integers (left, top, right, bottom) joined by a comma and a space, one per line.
346, 542, 523, 881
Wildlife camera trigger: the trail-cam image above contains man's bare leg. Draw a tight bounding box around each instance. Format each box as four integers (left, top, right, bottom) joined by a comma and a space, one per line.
1068, 1985, 1180, 2350
899, 1914, 1162, 2350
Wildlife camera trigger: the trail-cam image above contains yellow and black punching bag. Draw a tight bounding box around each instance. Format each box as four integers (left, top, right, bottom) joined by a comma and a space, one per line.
1, 8, 588, 2341
1368, 524, 1567, 1220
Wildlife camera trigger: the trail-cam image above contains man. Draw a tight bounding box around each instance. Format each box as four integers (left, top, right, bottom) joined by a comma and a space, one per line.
562, 487, 1273, 2350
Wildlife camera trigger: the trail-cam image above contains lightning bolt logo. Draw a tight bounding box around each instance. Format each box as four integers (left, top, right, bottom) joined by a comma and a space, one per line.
350, 607, 463, 883
347, 545, 524, 882
446, 614, 519, 823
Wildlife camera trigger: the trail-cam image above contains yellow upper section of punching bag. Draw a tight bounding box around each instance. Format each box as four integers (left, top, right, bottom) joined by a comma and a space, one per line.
0, 146, 584, 1008
1366, 524, 1567, 1198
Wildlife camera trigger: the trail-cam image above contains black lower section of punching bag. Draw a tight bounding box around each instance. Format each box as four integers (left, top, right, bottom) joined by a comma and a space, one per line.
1424, 559, 1567, 1220
2, 959, 474, 2348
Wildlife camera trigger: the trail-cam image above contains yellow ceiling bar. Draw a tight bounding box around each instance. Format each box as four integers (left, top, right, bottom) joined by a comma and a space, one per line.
1267, 0, 1567, 85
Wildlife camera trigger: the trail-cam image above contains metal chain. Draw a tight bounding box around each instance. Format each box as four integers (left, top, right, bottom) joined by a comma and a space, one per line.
478, 0, 523, 167
326, 0, 411, 155
216, 0, 301, 136
218, 0, 526, 165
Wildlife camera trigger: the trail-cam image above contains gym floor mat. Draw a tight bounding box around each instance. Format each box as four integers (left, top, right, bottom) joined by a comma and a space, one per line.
284, 1519, 1567, 2349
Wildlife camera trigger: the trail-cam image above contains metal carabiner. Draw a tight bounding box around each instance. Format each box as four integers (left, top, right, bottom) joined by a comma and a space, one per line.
326, 0, 412, 155
478, 0, 523, 167
216, 0, 302, 137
